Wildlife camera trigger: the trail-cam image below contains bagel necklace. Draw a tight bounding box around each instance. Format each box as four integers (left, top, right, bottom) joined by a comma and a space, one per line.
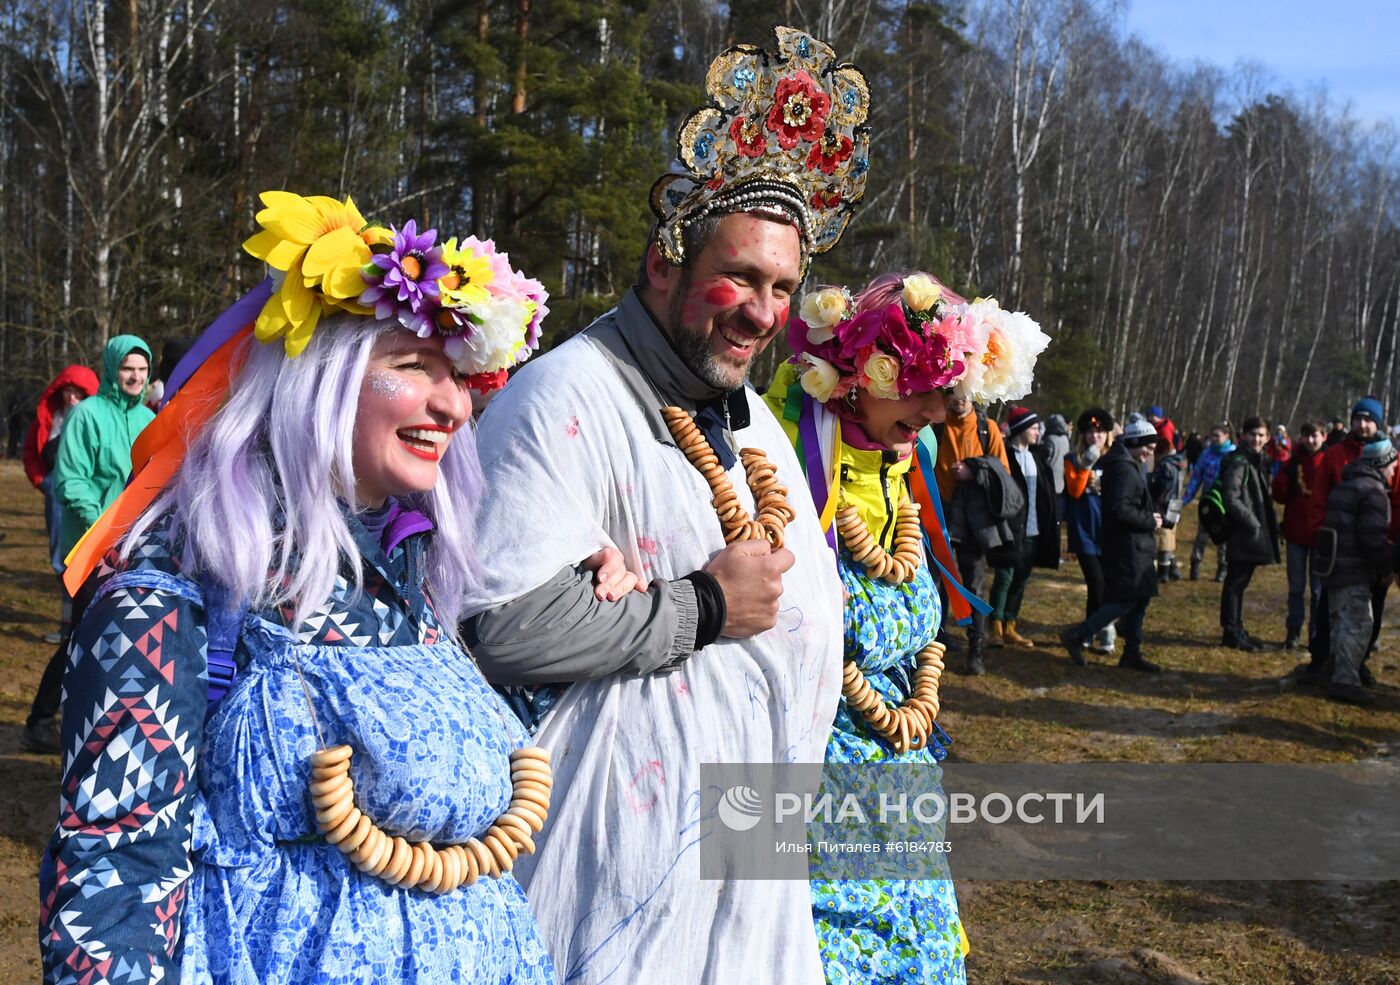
294, 661, 552, 893
662, 406, 797, 546
834, 493, 944, 754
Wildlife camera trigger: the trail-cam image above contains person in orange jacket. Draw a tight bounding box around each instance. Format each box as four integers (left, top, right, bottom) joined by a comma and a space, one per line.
933, 396, 1009, 673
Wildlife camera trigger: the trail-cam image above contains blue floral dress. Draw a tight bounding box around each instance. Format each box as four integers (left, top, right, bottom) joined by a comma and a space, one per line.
810, 552, 966, 985
759, 370, 968, 985
39, 514, 554, 984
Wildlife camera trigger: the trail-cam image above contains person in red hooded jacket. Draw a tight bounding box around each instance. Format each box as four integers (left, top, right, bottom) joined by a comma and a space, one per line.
21, 366, 99, 648
1272, 421, 1326, 651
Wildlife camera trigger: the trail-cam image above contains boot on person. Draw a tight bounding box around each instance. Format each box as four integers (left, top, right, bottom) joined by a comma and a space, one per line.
1222, 630, 1260, 653
1004, 621, 1036, 647
1214, 564, 1226, 583
986, 619, 1005, 649
1119, 650, 1163, 674
20, 716, 61, 755
1189, 557, 1200, 581
1284, 626, 1302, 650
1059, 627, 1087, 667
1323, 681, 1375, 706
1166, 554, 1182, 581
965, 633, 987, 676
1157, 553, 1171, 583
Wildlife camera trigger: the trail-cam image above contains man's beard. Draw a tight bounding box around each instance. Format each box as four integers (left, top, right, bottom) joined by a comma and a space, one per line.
665, 270, 752, 392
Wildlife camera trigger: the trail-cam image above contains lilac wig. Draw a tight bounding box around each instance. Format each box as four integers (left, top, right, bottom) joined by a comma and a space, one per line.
853, 270, 966, 314
123, 314, 483, 631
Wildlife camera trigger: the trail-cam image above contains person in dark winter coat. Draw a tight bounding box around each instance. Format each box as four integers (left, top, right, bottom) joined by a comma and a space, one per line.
1060, 417, 1163, 673
1297, 396, 1397, 684
1148, 434, 1186, 582
1219, 416, 1281, 650
1317, 438, 1397, 705
1272, 421, 1327, 650
988, 406, 1060, 647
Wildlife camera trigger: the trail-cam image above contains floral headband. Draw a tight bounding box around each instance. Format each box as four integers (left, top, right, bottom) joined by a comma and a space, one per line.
650, 27, 871, 275
243, 191, 548, 391
787, 274, 1049, 406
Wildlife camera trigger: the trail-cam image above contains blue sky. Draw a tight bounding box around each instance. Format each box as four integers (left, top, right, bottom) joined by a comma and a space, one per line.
1122, 0, 1400, 128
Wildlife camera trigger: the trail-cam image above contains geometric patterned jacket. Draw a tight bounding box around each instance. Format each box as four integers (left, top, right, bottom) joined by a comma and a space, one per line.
38, 510, 446, 984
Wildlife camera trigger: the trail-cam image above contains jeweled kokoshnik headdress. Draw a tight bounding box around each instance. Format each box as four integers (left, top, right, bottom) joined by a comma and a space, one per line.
650, 26, 871, 274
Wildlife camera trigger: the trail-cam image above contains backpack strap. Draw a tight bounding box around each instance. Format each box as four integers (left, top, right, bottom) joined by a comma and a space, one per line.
89, 568, 247, 714
976, 411, 991, 457
199, 576, 249, 711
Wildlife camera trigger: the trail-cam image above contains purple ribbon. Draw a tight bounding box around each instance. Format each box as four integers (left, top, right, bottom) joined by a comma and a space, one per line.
797, 394, 837, 551
162, 279, 274, 406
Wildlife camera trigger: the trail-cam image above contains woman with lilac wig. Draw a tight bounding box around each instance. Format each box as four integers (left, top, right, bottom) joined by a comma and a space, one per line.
765, 271, 1047, 984
38, 192, 564, 984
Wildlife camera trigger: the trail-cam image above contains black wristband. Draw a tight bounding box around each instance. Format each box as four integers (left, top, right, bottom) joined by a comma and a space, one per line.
682, 571, 727, 649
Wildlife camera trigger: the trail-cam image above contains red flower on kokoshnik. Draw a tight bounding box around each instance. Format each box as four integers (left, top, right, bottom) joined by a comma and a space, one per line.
806, 130, 854, 174
729, 116, 767, 158
810, 185, 843, 210
766, 72, 830, 149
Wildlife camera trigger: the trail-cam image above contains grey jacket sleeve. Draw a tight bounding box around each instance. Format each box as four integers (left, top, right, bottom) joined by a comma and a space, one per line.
465, 563, 699, 686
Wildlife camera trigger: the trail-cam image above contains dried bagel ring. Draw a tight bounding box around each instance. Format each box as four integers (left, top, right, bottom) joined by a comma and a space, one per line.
323, 807, 364, 845
483, 831, 515, 872
309, 774, 351, 799
506, 805, 545, 834
467, 837, 496, 879
337, 814, 374, 854
311, 745, 353, 768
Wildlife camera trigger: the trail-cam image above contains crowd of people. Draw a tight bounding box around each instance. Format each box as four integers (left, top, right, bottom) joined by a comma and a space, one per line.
9, 25, 1386, 985
929, 398, 1395, 708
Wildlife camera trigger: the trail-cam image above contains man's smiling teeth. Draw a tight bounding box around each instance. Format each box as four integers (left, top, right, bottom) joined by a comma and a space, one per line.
718, 326, 757, 349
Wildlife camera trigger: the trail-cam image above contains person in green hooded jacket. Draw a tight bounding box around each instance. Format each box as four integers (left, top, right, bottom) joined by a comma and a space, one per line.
22, 334, 155, 753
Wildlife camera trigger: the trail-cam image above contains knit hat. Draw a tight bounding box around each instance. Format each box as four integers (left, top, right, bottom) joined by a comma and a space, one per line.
1120, 416, 1158, 448
1076, 407, 1115, 434
1352, 395, 1384, 423
1007, 405, 1040, 436
1361, 438, 1398, 469
1146, 405, 1164, 419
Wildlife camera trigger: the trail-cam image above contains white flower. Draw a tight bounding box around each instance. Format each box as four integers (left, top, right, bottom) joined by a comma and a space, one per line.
901, 274, 942, 312
454, 297, 536, 375
799, 287, 848, 343
951, 298, 1050, 404
799, 353, 840, 403
863, 352, 901, 401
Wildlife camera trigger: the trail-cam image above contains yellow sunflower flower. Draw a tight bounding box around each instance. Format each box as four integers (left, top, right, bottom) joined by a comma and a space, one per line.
242, 191, 388, 356
437, 237, 495, 308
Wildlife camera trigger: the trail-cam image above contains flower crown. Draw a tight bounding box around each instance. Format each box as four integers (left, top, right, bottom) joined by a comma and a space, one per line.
243, 191, 548, 390
787, 274, 1049, 406
649, 27, 871, 275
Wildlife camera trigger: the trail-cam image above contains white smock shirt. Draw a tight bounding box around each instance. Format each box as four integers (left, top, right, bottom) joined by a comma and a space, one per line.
465, 290, 842, 984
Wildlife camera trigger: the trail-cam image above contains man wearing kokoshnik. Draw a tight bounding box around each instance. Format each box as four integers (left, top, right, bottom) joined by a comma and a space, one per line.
461, 28, 868, 983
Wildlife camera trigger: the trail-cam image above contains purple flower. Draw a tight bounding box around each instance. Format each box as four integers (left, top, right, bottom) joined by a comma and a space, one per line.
359, 220, 449, 334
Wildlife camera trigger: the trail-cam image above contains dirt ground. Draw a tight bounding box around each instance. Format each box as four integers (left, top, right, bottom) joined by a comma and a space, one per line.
0, 458, 1396, 982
